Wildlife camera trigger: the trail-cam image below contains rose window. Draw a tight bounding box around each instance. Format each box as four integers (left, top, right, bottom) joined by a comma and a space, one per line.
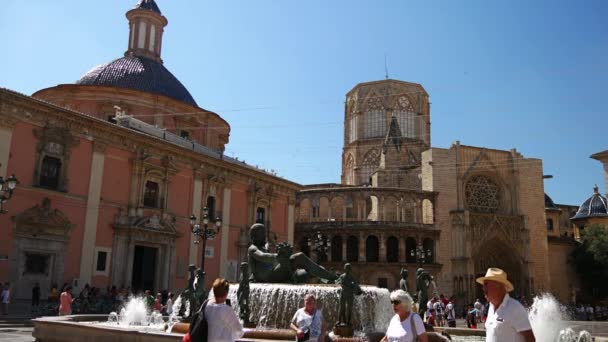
465, 176, 500, 213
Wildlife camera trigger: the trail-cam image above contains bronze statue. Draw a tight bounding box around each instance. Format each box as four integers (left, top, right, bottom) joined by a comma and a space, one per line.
399, 267, 409, 293
237, 262, 252, 326
336, 263, 362, 326
416, 268, 432, 317
247, 223, 337, 283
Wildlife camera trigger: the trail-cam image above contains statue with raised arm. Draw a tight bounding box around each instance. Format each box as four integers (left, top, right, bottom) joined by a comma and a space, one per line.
247, 223, 337, 283
416, 268, 433, 317
399, 267, 409, 293
337, 263, 362, 327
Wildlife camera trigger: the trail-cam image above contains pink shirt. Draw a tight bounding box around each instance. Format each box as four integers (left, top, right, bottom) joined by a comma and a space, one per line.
59, 292, 72, 315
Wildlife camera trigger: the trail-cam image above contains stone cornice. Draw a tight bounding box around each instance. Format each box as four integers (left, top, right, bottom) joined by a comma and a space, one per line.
0, 88, 302, 193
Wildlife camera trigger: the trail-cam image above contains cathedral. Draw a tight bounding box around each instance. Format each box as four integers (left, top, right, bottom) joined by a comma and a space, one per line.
1, 0, 605, 306
293, 79, 594, 305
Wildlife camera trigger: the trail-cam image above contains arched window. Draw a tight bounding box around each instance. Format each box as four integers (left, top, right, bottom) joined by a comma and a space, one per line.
299, 238, 310, 257
422, 199, 434, 224
423, 238, 434, 263
348, 116, 358, 143
331, 236, 343, 262
346, 236, 358, 262
312, 197, 320, 218
465, 175, 500, 213
361, 149, 380, 185
386, 236, 399, 263
344, 154, 355, 185
366, 236, 379, 262
406, 237, 417, 263
395, 95, 416, 138
345, 196, 354, 219
363, 96, 386, 138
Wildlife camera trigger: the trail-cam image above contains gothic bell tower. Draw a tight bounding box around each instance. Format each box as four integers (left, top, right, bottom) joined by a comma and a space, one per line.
341, 79, 431, 189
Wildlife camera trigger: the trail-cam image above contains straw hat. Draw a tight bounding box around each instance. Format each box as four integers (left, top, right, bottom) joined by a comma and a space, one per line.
475, 268, 514, 292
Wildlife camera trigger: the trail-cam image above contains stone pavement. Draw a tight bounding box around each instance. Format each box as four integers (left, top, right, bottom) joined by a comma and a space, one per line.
0, 300, 35, 342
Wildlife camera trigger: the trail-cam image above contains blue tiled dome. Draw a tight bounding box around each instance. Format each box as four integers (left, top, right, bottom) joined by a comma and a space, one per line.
76, 56, 197, 107
571, 185, 608, 220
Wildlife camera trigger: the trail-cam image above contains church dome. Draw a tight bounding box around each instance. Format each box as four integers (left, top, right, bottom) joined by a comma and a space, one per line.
76, 56, 197, 107
571, 185, 608, 220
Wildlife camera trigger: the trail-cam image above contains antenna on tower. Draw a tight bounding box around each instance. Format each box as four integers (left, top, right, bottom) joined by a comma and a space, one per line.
384, 53, 389, 80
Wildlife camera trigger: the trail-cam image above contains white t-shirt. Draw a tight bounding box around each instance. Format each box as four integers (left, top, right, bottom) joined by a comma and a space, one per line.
485, 294, 532, 342
166, 298, 173, 315
385, 313, 425, 342
204, 301, 244, 342
446, 303, 456, 321
291, 308, 323, 340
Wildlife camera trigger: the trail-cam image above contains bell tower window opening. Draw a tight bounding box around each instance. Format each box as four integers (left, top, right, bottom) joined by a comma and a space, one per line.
546, 218, 554, 232
348, 116, 358, 143
143, 181, 159, 208
363, 110, 386, 138
361, 149, 380, 185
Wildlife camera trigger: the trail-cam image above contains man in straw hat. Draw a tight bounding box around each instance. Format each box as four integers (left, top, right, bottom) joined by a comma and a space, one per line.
476, 268, 535, 342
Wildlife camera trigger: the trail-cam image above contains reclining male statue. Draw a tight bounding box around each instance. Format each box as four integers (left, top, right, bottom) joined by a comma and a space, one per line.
247, 223, 337, 283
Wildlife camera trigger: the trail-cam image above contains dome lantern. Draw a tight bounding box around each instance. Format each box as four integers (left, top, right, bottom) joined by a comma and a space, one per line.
125, 0, 168, 63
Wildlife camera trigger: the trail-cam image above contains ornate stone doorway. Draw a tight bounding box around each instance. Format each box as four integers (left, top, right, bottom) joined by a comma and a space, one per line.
131, 246, 158, 293
474, 238, 526, 299
112, 212, 178, 293
10, 198, 73, 300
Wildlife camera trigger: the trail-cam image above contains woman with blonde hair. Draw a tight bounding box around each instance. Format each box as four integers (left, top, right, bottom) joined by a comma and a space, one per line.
290, 294, 326, 342
381, 290, 428, 342
203, 278, 243, 342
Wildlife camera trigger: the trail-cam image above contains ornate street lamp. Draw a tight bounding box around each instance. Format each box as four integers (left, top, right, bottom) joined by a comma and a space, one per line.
410, 242, 432, 267
308, 231, 331, 261
0, 174, 18, 214
190, 207, 222, 285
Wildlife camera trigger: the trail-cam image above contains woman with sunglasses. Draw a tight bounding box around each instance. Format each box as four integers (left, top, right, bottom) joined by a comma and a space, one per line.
381, 290, 428, 342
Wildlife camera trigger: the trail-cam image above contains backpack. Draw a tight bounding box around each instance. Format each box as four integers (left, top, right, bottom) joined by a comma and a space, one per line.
189, 300, 209, 342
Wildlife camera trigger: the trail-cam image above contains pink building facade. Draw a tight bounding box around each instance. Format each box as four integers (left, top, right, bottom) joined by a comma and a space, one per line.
0, 0, 299, 299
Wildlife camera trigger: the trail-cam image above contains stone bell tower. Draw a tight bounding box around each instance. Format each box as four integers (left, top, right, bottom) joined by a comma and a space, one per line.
341, 79, 431, 189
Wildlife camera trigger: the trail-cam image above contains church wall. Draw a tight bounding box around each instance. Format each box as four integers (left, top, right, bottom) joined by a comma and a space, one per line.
548, 237, 579, 304
0, 89, 300, 297
422, 147, 458, 297
516, 157, 550, 291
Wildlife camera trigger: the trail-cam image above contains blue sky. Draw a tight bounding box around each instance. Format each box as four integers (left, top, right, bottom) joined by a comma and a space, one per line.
1, 1, 606, 205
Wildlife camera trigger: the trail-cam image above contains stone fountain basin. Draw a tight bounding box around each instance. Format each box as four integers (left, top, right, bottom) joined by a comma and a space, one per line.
32, 315, 298, 342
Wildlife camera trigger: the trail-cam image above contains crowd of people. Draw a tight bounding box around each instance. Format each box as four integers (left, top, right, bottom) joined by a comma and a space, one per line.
27, 283, 176, 317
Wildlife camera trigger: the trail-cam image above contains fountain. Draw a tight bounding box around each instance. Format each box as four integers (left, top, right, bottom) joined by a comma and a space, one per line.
30, 224, 600, 341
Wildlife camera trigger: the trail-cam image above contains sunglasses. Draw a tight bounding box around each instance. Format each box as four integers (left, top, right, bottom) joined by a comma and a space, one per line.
391, 300, 401, 305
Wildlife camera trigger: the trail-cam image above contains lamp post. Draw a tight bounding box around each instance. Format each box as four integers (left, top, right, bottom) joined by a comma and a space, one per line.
190, 207, 222, 285
410, 242, 432, 268
308, 231, 331, 262
0, 174, 18, 214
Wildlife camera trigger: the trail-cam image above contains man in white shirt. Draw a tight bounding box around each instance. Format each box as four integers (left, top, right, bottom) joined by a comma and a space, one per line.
476, 268, 535, 342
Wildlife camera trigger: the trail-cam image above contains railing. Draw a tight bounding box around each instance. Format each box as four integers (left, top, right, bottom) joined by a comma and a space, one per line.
295, 220, 436, 230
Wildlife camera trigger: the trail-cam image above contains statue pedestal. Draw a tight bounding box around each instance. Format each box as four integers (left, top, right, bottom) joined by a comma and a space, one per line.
332, 324, 354, 338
